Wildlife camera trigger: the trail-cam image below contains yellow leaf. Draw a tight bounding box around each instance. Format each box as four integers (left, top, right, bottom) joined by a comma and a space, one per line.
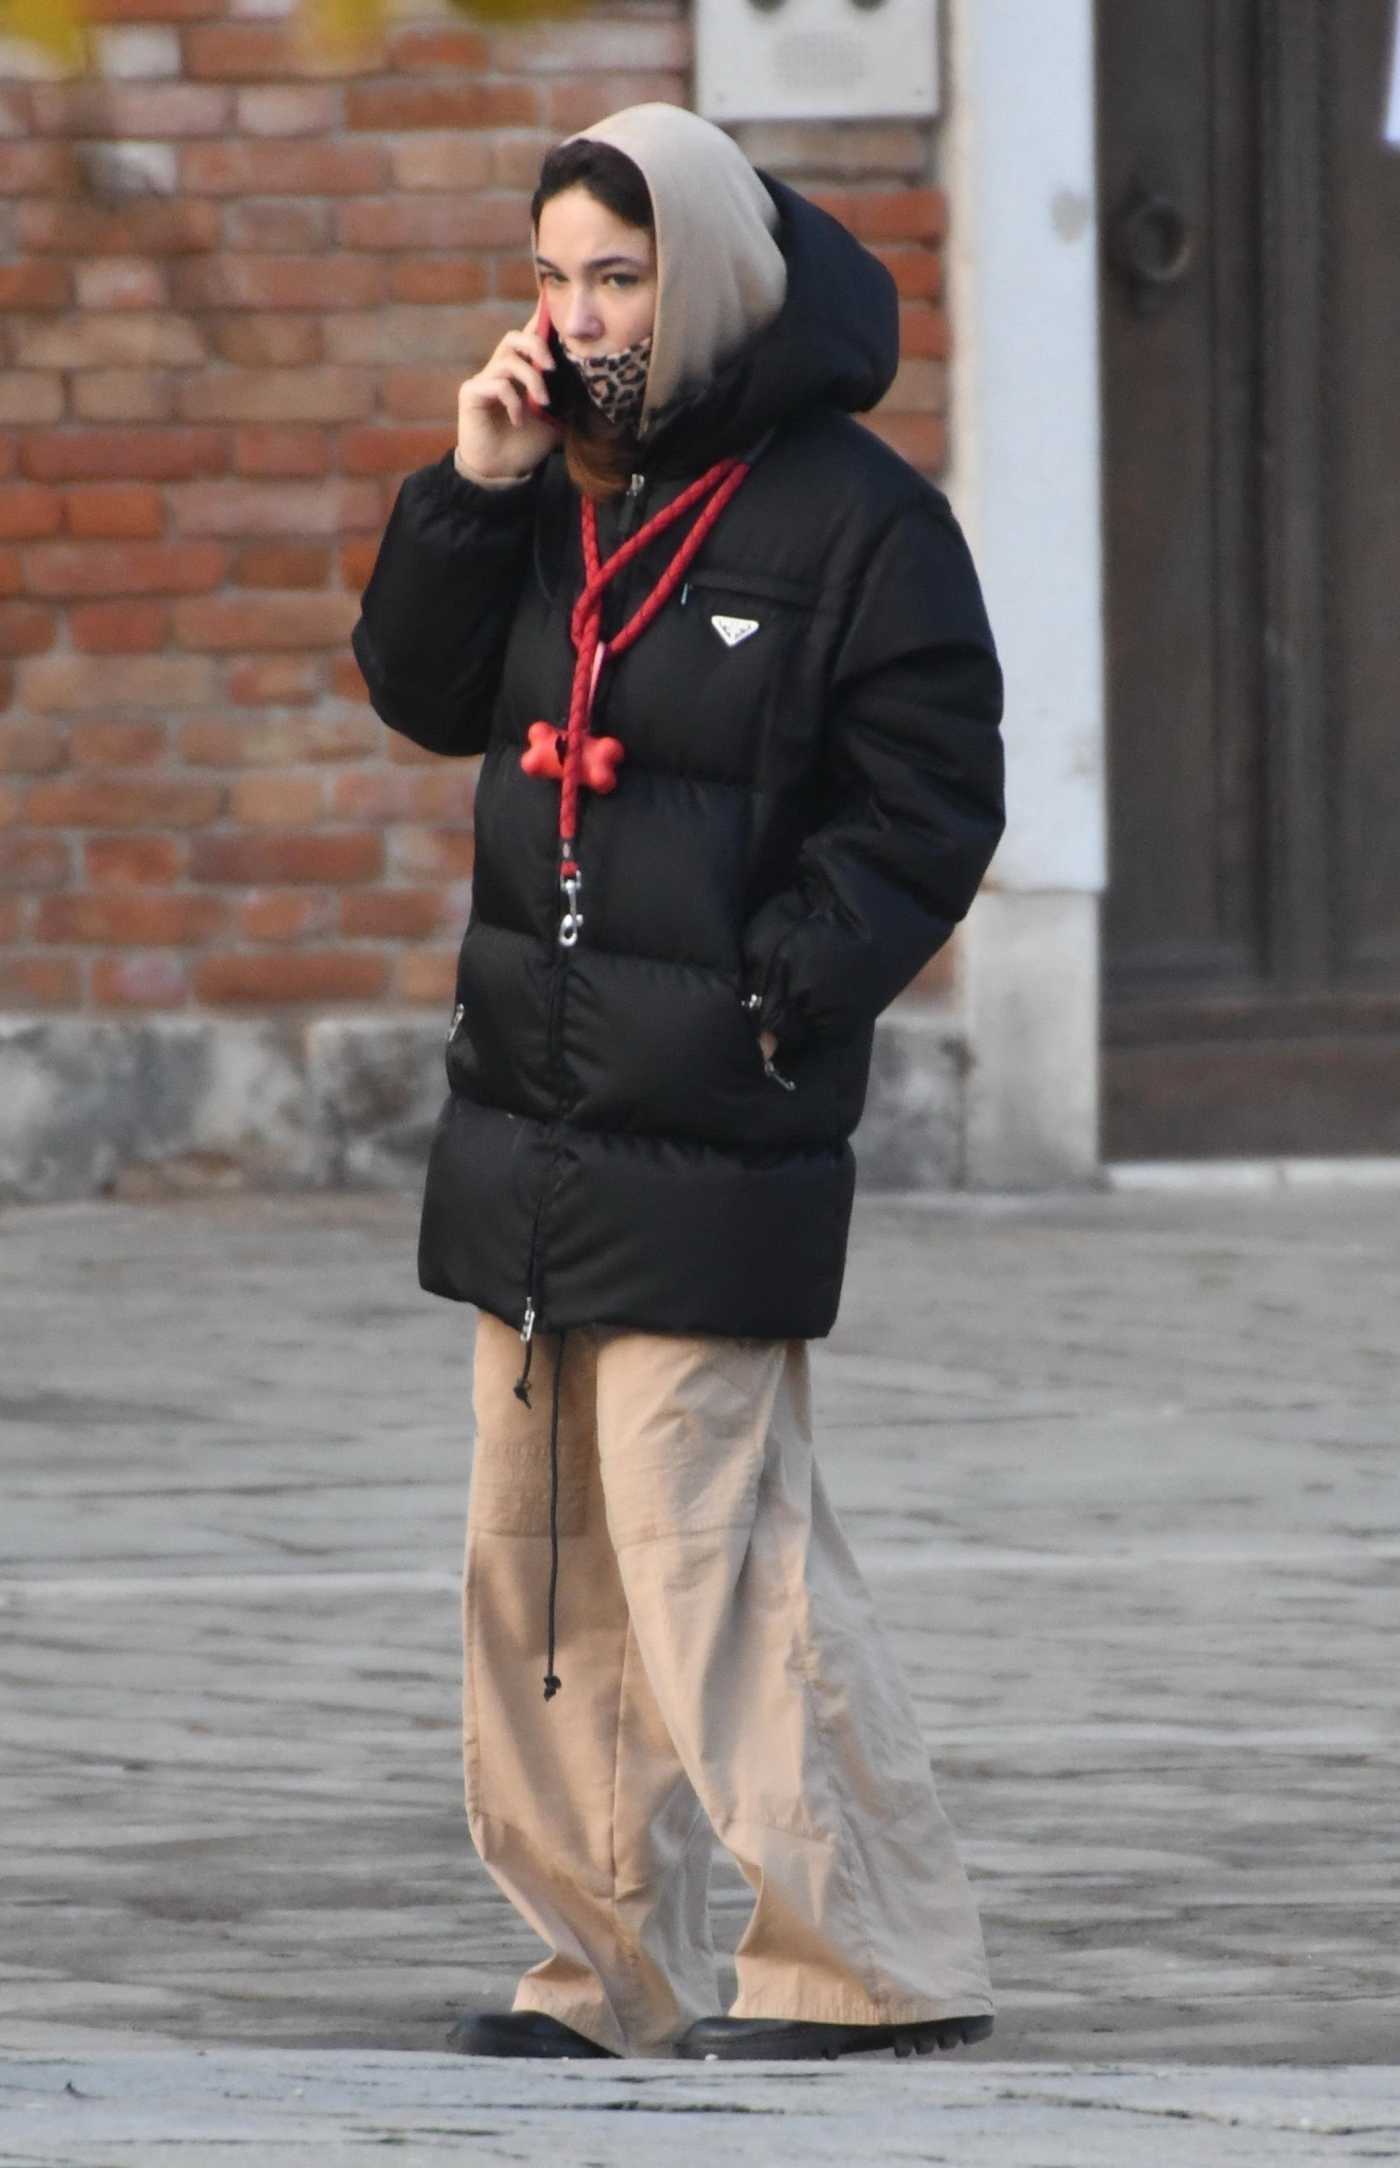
296, 0, 591, 55
296, 0, 384, 56
0, 0, 89, 70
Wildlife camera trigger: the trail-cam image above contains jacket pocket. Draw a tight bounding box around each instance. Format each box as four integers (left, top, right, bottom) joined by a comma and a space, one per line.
736, 986, 798, 1093
446, 921, 557, 1123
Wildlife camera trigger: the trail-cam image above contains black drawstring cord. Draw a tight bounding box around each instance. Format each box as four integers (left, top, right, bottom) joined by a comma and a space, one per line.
542, 1328, 567, 1702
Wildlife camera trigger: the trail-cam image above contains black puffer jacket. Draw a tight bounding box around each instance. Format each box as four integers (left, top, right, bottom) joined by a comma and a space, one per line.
353, 175, 1004, 1343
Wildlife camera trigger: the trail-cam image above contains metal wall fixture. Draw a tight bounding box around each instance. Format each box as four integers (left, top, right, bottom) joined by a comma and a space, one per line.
696, 0, 938, 123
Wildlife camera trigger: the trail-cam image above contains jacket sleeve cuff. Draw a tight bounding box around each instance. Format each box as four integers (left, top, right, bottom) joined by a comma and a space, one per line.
451, 446, 539, 492
419, 448, 542, 522
741, 885, 824, 1052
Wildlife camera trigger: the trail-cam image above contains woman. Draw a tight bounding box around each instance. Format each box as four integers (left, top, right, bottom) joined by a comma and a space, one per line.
353, 103, 1005, 2064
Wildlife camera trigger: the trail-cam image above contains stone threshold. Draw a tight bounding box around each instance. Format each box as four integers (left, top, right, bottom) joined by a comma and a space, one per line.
1108, 1156, 1400, 1193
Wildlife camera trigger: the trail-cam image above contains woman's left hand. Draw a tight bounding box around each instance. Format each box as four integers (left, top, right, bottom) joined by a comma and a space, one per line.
758, 1029, 778, 1062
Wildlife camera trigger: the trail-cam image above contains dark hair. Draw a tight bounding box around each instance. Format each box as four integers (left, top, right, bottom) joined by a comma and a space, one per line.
530, 136, 653, 240
530, 139, 655, 501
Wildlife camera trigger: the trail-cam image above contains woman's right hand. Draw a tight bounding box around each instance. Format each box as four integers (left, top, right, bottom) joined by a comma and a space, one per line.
455, 313, 560, 487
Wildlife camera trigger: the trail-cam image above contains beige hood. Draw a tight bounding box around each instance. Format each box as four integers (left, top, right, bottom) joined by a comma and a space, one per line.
568, 102, 788, 434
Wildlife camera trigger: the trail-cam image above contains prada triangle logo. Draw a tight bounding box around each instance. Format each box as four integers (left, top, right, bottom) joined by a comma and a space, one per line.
711, 613, 760, 648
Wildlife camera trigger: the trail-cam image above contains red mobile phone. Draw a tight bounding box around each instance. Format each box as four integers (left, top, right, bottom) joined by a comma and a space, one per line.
524, 290, 554, 420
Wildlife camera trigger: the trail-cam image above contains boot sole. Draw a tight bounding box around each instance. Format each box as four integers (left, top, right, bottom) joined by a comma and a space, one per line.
445, 2016, 616, 2059
677, 2013, 994, 2062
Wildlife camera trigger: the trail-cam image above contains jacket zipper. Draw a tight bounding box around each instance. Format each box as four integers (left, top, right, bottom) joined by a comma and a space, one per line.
518, 463, 709, 1341
516, 462, 626, 1353
617, 470, 648, 542
518, 877, 574, 1344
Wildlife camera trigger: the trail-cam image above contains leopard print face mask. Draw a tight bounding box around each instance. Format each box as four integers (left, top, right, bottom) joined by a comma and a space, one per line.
562, 332, 653, 430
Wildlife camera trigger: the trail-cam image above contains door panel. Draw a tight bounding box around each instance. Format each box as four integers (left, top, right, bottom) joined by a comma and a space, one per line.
1330, 9, 1400, 986
1100, 0, 1400, 1156
1099, 1, 1264, 997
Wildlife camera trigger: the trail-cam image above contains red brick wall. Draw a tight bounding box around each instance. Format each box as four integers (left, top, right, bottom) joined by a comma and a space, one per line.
0, 5, 949, 1015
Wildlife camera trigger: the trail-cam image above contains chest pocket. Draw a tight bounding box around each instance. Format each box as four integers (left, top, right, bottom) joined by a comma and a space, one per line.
682, 566, 825, 645
607, 567, 833, 785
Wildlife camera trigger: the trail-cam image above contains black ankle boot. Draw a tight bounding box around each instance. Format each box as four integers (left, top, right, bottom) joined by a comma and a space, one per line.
674, 2012, 993, 2061
446, 2010, 617, 2058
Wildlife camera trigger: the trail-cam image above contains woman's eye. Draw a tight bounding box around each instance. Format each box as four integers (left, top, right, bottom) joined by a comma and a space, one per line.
605, 274, 638, 290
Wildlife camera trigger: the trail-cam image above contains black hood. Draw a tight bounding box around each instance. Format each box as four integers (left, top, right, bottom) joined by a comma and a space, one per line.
642, 174, 899, 472
546, 175, 900, 480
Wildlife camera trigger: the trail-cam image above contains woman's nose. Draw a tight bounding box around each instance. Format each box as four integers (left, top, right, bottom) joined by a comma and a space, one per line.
561, 292, 603, 342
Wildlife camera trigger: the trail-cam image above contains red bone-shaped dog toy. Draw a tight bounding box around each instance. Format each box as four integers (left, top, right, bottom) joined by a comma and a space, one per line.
522, 721, 626, 795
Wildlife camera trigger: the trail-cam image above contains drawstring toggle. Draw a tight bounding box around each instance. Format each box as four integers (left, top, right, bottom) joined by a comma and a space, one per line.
513, 1296, 537, 1406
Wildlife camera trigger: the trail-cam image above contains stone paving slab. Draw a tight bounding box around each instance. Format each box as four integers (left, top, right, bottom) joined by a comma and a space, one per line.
1, 1184, 1398, 2138
1, 2054, 1397, 2165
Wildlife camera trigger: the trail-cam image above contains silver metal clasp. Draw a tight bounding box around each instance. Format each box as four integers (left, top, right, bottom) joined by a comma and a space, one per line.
559, 871, 583, 948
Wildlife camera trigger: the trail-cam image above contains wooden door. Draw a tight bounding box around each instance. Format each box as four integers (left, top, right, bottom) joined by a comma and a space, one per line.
1098, 0, 1400, 1156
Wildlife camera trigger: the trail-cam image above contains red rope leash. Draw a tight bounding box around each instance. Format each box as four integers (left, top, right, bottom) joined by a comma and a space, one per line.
521, 456, 750, 945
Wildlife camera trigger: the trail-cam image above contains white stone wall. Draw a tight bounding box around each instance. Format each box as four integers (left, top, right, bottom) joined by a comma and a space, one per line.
940, 0, 1107, 1186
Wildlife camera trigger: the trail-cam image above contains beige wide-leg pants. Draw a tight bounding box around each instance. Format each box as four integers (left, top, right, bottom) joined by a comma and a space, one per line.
464, 1311, 994, 2057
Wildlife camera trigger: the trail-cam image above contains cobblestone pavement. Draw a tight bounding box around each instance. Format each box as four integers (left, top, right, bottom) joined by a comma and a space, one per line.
1, 1184, 1398, 2158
